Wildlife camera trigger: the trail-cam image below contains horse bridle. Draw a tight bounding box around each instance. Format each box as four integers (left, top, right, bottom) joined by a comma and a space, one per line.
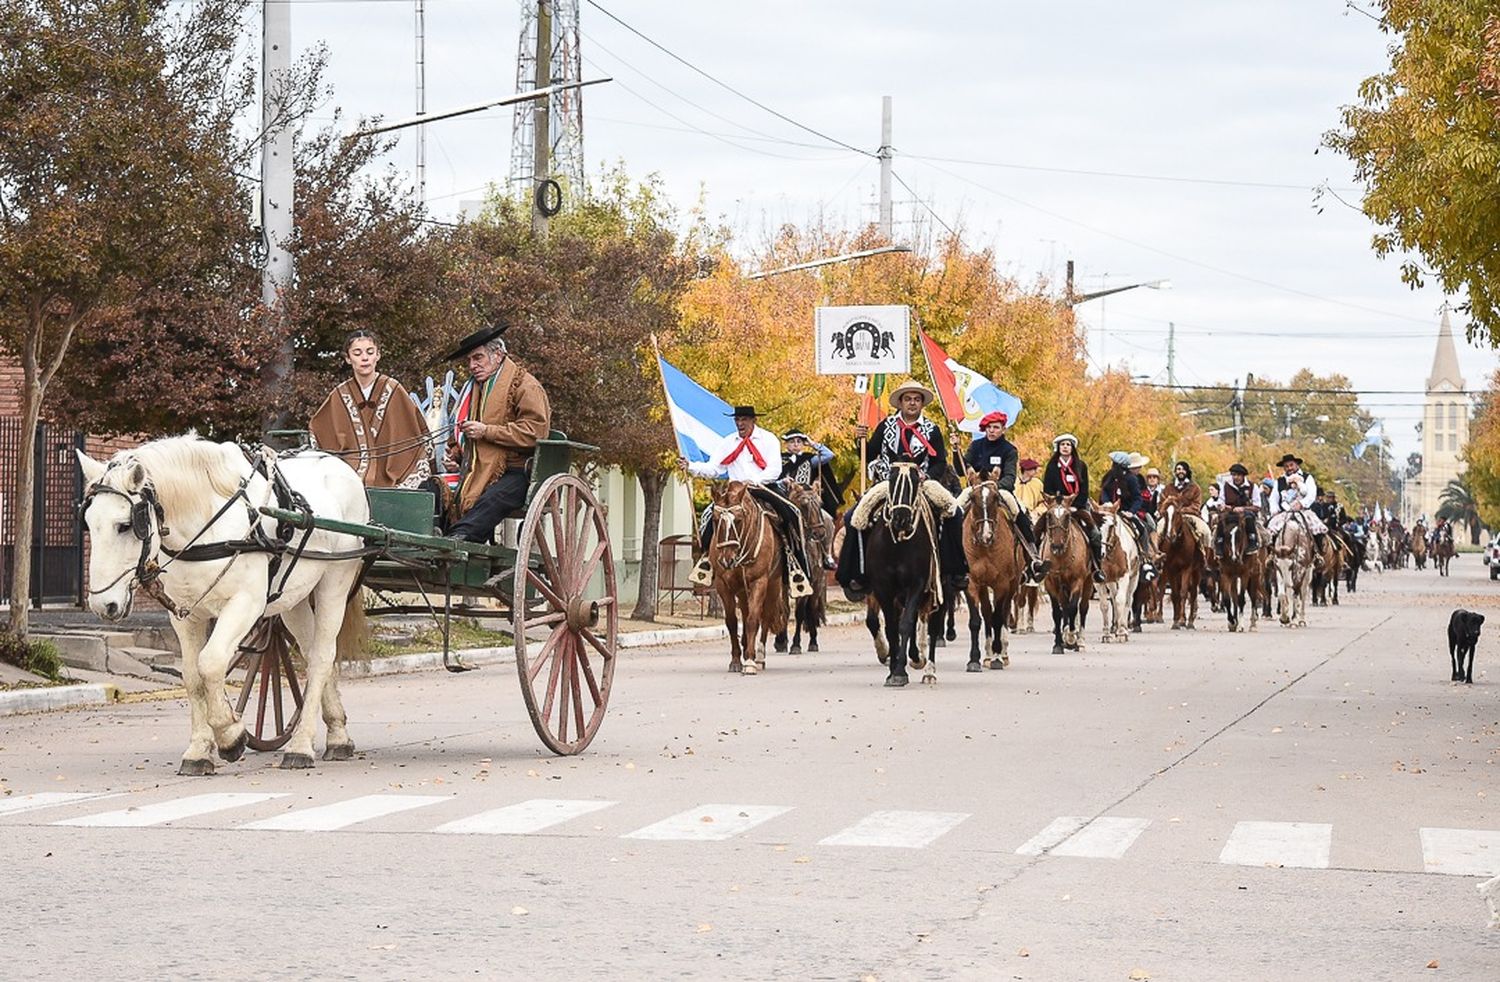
79, 480, 171, 601
711, 497, 765, 570
886, 466, 921, 542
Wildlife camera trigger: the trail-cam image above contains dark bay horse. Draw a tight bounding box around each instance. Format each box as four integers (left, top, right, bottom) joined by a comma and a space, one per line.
776, 482, 832, 654
1037, 495, 1092, 654
863, 463, 945, 686
708, 482, 788, 675
1215, 509, 1264, 632
961, 470, 1023, 670
1158, 500, 1206, 630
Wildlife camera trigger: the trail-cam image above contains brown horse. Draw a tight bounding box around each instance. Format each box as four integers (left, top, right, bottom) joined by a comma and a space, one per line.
1215, 508, 1264, 632
1010, 583, 1040, 634
777, 482, 832, 654
1411, 521, 1428, 570
961, 470, 1024, 670
1037, 495, 1092, 654
1433, 523, 1456, 576
707, 482, 789, 675
1158, 500, 1207, 630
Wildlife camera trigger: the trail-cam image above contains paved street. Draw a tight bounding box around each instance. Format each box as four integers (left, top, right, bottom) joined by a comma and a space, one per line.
2, 562, 1498, 981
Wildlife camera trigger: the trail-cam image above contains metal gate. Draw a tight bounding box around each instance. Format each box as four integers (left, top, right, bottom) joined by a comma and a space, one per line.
0, 419, 86, 607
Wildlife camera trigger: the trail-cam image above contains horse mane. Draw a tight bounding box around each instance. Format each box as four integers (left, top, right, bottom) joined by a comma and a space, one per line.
117, 434, 250, 516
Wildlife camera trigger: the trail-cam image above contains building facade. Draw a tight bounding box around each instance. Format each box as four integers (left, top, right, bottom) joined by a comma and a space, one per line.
1409, 312, 1468, 523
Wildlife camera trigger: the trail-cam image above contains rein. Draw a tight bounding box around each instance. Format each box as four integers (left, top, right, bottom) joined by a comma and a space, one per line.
711, 498, 768, 571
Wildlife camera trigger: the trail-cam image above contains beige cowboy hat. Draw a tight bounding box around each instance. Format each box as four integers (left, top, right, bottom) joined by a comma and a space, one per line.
1127, 452, 1150, 469
887, 380, 935, 409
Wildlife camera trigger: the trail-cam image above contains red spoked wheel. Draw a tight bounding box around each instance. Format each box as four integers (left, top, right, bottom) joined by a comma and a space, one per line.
230, 617, 305, 752
513, 473, 617, 755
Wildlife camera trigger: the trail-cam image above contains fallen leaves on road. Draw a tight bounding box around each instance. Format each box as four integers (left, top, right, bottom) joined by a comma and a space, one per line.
1017, 947, 1030, 957
1271, 727, 1283, 733
1427, 960, 1440, 970
511, 906, 529, 916
697, 923, 713, 933
700, 815, 715, 823
794, 856, 811, 864
369, 944, 396, 951
1128, 971, 1151, 980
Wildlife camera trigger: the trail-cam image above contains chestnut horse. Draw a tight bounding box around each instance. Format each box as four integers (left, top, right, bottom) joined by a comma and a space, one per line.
1158, 501, 1207, 630
1038, 495, 1092, 654
1215, 509, 1264, 632
707, 481, 788, 675
961, 471, 1024, 670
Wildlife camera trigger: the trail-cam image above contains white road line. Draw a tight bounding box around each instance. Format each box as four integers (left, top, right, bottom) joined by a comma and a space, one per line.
242, 794, 449, 832
1420, 827, 1500, 876
1051, 817, 1151, 858
1015, 817, 1091, 856
55, 792, 284, 828
433, 799, 616, 836
0, 792, 122, 818
1220, 821, 1332, 869
819, 810, 971, 849
622, 804, 792, 842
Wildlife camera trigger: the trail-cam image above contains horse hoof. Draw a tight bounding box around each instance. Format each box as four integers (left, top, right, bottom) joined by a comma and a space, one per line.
177, 758, 215, 777
909, 656, 926, 670
808, 642, 819, 652
322, 743, 355, 762
966, 661, 982, 673
1171, 623, 1182, 631
1051, 644, 1064, 654
986, 658, 1004, 671
279, 753, 315, 770
774, 638, 787, 653
728, 662, 743, 673
921, 674, 937, 686
935, 637, 947, 648
884, 674, 909, 688
742, 663, 759, 676
217, 729, 249, 763
1001, 655, 1010, 667
789, 643, 801, 654
946, 629, 957, 642
876, 652, 889, 665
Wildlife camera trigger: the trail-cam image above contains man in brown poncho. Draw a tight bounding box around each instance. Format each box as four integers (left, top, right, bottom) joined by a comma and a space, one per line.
443, 324, 552, 542
308, 329, 432, 488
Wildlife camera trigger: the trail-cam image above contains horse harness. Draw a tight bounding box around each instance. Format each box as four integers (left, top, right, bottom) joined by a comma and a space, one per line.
80, 446, 373, 619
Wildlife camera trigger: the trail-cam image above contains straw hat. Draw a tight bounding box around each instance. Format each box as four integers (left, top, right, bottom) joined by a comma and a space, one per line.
887, 380, 934, 409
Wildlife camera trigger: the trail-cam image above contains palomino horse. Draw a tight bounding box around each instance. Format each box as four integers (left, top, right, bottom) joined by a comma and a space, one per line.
1038, 495, 1092, 654
1433, 523, 1456, 576
776, 482, 832, 655
1215, 509, 1264, 633
862, 463, 947, 686
1158, 501, 1208, 630
707, 481, 789, 675
1271, 516, 1314, 628
960, 470, 1023, 670
79, 436, 368, 774
1410, 521, 1427, 570
1094, 504, 1141, 643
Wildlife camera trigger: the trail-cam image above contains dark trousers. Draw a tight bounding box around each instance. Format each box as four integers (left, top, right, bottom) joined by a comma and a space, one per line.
835, 508, 966, 587
448, 470, 528, 543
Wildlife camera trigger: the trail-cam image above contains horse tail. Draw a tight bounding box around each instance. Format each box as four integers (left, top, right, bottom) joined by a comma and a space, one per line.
336, 596, 371, 663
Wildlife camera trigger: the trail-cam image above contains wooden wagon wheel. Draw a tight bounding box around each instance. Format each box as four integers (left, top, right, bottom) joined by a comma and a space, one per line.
513, 473, 617, 755
230, 616, 305, 752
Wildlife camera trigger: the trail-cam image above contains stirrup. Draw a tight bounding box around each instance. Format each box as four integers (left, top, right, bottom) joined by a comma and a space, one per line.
689, 558, 713, 585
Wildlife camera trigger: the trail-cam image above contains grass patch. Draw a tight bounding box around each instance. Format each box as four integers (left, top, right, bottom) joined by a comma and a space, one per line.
0, 628, 65, 683
367, 619, 513, 658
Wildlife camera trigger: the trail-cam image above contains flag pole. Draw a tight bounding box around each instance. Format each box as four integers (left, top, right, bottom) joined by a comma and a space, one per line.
651, 334, 701, 550
915, 323, 967, 487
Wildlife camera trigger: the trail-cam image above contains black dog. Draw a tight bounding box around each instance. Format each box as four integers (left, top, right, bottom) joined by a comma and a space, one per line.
1448, 609, 1484, 684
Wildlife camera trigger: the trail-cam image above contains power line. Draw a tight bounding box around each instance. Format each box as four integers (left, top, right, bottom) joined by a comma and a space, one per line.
898, 151, 1357, 194
1142, 382, 1474, 396
890, 169, 957, 239
581, 0, 874, 158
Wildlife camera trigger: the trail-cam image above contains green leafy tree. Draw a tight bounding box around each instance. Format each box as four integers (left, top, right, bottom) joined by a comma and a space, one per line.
1324, 1, 1500, 342
1436, 476, 1484, 544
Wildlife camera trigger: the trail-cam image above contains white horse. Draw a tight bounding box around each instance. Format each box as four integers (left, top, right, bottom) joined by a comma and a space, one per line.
1094, 506, 1140, 644
1271, 516, 1313, 628
78, 435, 369, 774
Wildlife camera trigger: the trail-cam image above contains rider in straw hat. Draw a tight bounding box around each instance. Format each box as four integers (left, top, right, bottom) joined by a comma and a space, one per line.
838, 379, 964, 597
1038, 432, 1105, 582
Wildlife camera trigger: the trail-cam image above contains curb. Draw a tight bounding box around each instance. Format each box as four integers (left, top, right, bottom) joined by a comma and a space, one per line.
343, 611, 867, 679
0, 683, 117, 717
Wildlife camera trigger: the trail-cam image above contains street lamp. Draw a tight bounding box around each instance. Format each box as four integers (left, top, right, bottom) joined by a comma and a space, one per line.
1063, 260, 1171, 306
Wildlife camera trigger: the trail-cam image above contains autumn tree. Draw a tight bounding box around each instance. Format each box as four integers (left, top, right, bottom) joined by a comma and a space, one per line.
1462, 370, 1500, 527
0, 0, 264, 634
1324, 1, 1500, 342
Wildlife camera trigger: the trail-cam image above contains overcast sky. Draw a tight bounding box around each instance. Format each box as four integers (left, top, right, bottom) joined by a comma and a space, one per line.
268, 0, 1497, 459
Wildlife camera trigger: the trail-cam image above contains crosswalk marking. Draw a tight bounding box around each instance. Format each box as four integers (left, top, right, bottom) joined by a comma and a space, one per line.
1220, 821, 1332, 869
434, 798, 616, 836
1420, 827, 1500, 876
55, 793, 284, 828
0, 792, 122, 818
242, 794, 449, 832
1016, 816, 1151, 859
820, 810, 970, 849
623, 804, 792, 842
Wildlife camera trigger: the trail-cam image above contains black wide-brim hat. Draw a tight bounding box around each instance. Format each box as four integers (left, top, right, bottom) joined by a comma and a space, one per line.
1277, 453, 1303, 466
726, 405, 758, 418
1229, 463, 1250, 475
440, 323, 509, 362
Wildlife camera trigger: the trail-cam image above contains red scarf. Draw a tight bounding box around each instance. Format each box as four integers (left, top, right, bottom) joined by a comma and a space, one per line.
898, 418, 936, 457
721, 435, 767, 469
1058, 456, 1079, 492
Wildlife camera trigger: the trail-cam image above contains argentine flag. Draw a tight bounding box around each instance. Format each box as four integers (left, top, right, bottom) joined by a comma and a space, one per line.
658, 355, 736, 463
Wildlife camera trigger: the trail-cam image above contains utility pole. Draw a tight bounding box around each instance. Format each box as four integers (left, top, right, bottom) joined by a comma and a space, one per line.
260, 0, 294, 405
1166, 321, 1176, 388
878, 95, 892, 241
530, 0, 552, 236
1232, 376, 1244, 452
415, 0, 426, 201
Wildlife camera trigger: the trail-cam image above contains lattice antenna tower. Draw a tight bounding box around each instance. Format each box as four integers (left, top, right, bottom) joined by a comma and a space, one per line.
509, 0, 585, 193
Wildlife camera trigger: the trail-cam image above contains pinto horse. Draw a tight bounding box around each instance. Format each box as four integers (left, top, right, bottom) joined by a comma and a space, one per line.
1038, 495, 1092, 654
1215, 509, 1264, 632
1094, 505, 1141, 643
79, 436, 368, 775
863, 463, 946, 686
707, 482, 789, 675
960, 471, 1024, 670
1271, 516, 1314, 628
1158, 501, 1207, 630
